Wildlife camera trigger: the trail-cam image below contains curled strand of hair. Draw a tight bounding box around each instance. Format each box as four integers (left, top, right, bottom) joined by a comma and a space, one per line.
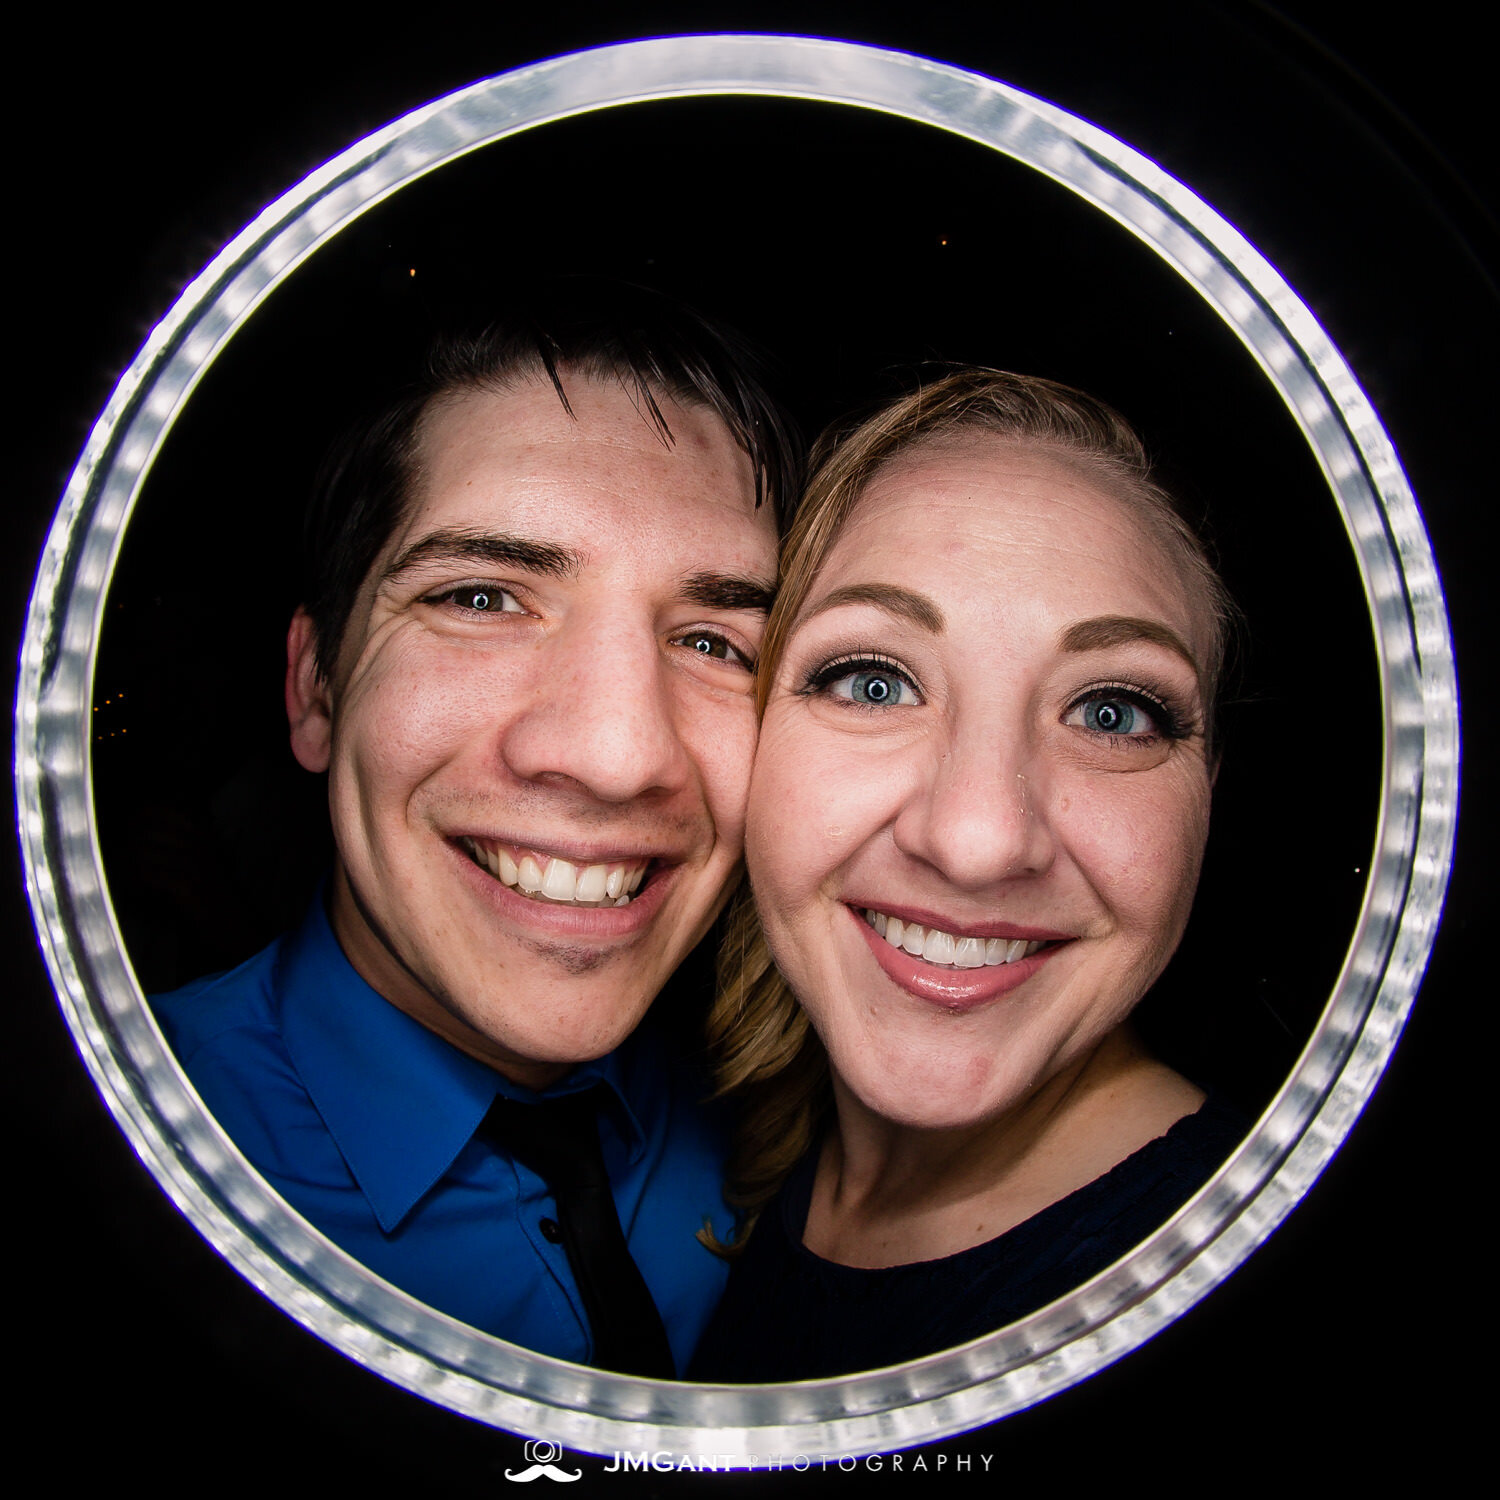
697, 887, 830, 1257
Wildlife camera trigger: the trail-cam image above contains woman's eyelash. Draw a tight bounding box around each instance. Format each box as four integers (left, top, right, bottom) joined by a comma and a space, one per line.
800, 652, 918, 697
1068, 681, 1193, 741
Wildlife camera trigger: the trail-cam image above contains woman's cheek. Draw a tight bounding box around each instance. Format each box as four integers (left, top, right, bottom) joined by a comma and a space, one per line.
1068, 771, 1209, 941
747, 706, 839, 846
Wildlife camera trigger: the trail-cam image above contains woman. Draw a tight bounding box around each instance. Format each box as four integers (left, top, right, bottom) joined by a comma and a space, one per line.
690, 368, 1246, 1381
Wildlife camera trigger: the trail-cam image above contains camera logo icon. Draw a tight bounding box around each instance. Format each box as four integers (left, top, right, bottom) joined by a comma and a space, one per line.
505, 1439, 582, 1483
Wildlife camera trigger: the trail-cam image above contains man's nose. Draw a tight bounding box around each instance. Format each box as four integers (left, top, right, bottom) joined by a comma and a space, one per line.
498, 618, 692, 803
891, 715, 1057, 888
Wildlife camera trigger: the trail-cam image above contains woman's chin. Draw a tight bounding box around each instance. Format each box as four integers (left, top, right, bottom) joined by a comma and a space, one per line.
830, 1054, 1025, 1137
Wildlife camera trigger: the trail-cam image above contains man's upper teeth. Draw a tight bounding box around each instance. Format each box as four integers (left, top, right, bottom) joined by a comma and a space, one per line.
864, 909, 1043, 967
465, 839, 647, 906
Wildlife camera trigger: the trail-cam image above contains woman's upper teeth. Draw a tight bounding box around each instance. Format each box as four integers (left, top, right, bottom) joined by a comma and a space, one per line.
864, 909, 1044, 968
464, 839, 648, 906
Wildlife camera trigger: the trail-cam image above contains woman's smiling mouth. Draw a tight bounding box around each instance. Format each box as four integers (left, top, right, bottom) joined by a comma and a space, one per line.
461, 837, 650, 907
847, 904, 1071, 1011
861, 908, 1049, 969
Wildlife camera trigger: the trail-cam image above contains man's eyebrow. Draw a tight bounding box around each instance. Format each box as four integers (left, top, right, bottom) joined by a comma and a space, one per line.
1060, 615, 1200, 673
382, 529, 582, 585
800, 582, 946, 634
680, 571, 777, 614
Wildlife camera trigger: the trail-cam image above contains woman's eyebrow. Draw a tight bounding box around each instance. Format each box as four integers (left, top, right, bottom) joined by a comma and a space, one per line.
800, 582, 946, 634
1060, 615, 1199, 673
382, 528, 582, 585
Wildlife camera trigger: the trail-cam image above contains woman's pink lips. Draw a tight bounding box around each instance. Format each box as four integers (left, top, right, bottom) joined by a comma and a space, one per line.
850, 906, 1064, 1009
844, 901, 1071, 945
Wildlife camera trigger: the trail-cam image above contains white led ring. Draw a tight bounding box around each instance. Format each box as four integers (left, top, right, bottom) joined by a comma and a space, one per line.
14, 34, 1458, 1459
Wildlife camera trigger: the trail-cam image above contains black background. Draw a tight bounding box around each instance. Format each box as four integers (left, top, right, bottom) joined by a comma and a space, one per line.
11, 3, 1488, 1490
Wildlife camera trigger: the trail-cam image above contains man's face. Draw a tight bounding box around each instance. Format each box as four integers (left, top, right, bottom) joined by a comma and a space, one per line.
287, 376, 779, 1088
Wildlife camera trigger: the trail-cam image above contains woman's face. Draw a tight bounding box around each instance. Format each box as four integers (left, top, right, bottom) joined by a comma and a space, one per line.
746, 437, 1216, 1132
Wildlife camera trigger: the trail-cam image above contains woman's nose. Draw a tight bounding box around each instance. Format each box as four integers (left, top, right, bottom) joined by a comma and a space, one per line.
892, 721, 1057, 888
497, 620, 692, 804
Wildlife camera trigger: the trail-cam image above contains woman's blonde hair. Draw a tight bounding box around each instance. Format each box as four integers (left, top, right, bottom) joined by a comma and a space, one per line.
702, 368, 1236, 1253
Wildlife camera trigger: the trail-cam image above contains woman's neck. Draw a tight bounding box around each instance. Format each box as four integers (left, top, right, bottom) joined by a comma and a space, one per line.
802, 1028, 1204, 1269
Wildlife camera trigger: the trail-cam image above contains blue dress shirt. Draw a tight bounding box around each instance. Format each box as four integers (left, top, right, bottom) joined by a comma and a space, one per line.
152, 895, 732, 1372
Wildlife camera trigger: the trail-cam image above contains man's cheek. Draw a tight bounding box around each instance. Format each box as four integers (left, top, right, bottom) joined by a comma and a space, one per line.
696, 710, 761, 832
719, 755, 760, 847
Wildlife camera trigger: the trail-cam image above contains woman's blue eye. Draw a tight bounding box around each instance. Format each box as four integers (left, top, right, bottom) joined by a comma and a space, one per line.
830, 669, 915, 706
1085, 698, 1140, 733
1069, 692, 1163, 738
803, 653, 922, 708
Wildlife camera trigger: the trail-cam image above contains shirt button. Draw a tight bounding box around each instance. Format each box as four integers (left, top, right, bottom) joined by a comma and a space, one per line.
539, 1217, 562, 1243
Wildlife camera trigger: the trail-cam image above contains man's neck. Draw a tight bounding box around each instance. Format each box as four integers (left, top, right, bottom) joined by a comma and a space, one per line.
325, 866, 572, 1091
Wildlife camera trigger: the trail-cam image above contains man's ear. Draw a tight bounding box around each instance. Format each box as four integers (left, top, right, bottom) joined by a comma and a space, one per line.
286, 608, 334, 773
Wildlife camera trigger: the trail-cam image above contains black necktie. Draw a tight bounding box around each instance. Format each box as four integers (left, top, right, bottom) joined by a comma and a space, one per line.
480, 1089, 675, 1378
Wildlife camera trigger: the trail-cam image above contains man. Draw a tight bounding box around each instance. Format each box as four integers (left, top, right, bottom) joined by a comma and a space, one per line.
152, 284, 797, 1377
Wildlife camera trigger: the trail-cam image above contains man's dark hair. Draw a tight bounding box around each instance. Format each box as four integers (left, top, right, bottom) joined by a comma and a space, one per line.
302, 280, 801, 682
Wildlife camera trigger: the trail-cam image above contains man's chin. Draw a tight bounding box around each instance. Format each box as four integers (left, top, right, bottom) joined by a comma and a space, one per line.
519, 935, 628, 979
444, 984, 661, 1078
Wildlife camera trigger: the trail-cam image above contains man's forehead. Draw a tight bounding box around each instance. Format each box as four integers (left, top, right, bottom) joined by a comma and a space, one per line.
382, 377, 774, 570
417, 373, 741, 478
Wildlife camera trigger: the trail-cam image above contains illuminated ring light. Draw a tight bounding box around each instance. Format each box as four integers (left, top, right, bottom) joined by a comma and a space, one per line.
15, 34, 1458, 1459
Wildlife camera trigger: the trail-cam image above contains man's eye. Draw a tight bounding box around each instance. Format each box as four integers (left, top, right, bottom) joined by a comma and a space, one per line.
426, 586, 525, 615
674, 631, 752, 669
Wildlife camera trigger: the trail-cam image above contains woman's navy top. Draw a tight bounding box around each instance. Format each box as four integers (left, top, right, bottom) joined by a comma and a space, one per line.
689, 1096, 1246, 1382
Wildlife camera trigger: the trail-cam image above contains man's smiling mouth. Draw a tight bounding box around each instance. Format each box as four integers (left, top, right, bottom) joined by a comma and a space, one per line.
862, 908, 1050, 969
461, 837, 649, 907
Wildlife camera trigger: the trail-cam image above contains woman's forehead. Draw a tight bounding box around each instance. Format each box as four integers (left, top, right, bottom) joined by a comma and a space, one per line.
858, 431, 1127, 520
840, 438, 1165, 568
810, 436, 1218, 659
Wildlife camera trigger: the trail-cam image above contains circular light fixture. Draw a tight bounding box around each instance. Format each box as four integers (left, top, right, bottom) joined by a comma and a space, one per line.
14, 34, 1458, 1460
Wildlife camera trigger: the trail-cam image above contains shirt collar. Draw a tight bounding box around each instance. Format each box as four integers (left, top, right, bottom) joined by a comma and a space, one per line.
275, 895, 647, 1233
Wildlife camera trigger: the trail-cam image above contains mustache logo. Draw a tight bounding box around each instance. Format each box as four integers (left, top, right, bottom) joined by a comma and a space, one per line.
505, 1441, 582, 1484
